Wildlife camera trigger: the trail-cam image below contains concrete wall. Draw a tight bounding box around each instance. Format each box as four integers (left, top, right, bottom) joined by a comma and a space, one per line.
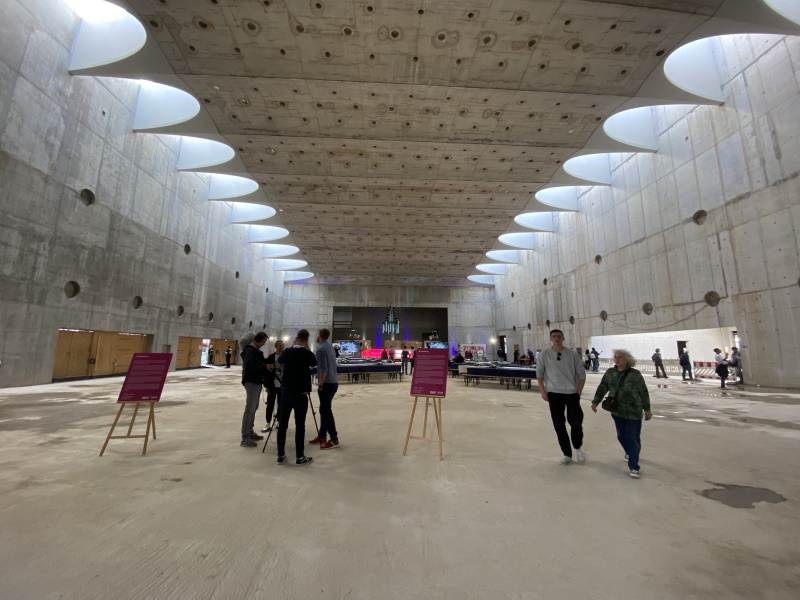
0, 0, 285, 386
283, 284, 494, 353
494, 34, 800, 388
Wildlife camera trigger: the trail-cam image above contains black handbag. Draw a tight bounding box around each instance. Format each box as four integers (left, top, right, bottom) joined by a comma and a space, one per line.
601, 369, 631, 412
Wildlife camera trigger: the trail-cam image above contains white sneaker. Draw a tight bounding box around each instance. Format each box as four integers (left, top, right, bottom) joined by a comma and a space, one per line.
261, 425, 272, 433
624, 454, 629, 461
576, 449, 585, 463
629, 470, 640, 479
559, 456, 572, 465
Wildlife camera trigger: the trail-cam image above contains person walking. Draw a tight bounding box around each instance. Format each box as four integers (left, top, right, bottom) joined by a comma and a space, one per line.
261, 339, 285, 433
239, 333, 268, 447
590, 349, 652, 479
651, 348, 668, 378
584, 349, 591, 370
276, 329, 317, 465
310, 328, 340, 450
401, 346, 410, 374
679, 349, 693, 381
224, 345, 232, 368
537, 329, 587, 465
590, 348, 600, 373
714, 348, 729, 389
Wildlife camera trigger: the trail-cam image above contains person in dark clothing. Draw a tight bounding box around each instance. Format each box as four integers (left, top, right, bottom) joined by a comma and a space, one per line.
207, 346, 215, 365
679, 350, 693, 381
224, 346, 232, 368
276, 329, 317, 465
401, 346, 410, 374
454, 352, 465, 363
409, 346, 415, 374
651, 348, 668, 378
240, 333, 268, 447
514, 348, 520, 364
261, 339, 285, 433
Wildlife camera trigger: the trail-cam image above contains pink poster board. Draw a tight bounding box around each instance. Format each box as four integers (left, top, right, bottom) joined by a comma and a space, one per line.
410, 348, 448, 397
117, 353, 172, 402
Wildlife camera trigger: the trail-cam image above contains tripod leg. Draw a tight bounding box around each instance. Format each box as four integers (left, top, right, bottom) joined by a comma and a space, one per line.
261, 412, 279, 453
308, 393, 320, 438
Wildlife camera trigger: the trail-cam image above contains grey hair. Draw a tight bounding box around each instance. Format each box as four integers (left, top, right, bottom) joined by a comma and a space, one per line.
613, 349, 636, 367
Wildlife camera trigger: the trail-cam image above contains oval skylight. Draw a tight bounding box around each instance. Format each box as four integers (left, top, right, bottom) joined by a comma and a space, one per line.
283, 271, 315, 282
272, 259, 308, 271
468, 275, 495, 285
476, 263, 510, 275
230, 203, 276, 223
261, 244, 300, 258
248, 226, 290, 242
499, 232, 537, 250
486, 250, 520, 264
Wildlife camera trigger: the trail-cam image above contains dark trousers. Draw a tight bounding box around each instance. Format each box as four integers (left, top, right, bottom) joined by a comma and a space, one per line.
547, 392, 583, 457
317, 382, 339, 441
654, 362, 667, 377
410, 359, 414, 374
613, 414, 642, 471
277, 392, 309, 459
681, 364, 693, 380
225, 356, 231, 368
402, 358, 409, 374
265, 385, 280, 424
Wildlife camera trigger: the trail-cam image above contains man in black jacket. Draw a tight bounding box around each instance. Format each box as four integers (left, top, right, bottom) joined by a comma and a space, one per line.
261, 339, 285, 433
276, 329, 317, 465
240, 332, 268, 447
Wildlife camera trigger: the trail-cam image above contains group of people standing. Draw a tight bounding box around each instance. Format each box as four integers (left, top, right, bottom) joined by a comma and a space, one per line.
239, 329, 341, 465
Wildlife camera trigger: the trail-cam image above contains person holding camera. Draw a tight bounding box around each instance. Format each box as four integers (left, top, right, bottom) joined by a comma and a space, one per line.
590, 349, 652, 479
276, 329, 317, 465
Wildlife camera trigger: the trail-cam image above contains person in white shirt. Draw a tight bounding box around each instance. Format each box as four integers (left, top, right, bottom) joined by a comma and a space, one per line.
537, 330, 587, 465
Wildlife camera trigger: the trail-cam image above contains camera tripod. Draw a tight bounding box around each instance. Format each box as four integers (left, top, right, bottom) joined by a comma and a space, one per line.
261, 391, 320, 453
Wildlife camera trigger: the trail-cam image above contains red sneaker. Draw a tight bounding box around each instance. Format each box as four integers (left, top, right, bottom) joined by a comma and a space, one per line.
320, 440, 340, 450
309, 437, 324, 444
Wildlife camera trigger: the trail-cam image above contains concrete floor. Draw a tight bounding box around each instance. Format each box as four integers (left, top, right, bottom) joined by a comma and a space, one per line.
0, 368, 798, 600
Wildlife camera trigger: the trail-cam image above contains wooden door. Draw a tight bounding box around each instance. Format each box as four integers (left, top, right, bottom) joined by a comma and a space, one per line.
52, 330, 93, 379
92, 331, 119, 376
176, 336, 192, 368
115, 334, 147, 373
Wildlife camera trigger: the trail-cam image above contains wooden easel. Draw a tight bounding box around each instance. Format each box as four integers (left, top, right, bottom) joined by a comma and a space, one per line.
403, 396, 443, 460
99, 401, 157, 456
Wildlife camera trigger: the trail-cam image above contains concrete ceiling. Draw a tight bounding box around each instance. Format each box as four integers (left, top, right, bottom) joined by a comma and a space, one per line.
126, 0, 724, 286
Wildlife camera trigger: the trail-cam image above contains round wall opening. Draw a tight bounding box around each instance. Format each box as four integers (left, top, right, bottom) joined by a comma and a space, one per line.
248, 320, 253, 327
594, 254, 602, 265
600, 310, 608, 321
235, 271, 240, 279
183, 244, 191, 255
80, 189, 95, 206
177, 305, 185, 317
208, 312, 214, 322
231, 317, 236, 325
265, 287, 269, 293
642, 302, 654, 315
512, 325, 517, 332
527, 323, 531, 330
704, 291, 721, 307
64, 281, 80, 298
569, 316, 575, 324
545, 319, 551, 327
543, 278, 548, 285
132, 296, 143, 309
511, 292, 515, 298
692, 210, 708, 225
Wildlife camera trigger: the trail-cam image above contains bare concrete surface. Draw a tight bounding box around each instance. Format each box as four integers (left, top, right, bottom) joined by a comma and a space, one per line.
1, 369, 799, 600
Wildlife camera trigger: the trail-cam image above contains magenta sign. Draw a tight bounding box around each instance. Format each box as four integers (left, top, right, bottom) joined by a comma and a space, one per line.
410, 348, 448, 397
117, 353, 172, 402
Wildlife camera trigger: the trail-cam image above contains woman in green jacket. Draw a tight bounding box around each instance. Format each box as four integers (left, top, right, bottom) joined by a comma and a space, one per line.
591, 349, 653, 479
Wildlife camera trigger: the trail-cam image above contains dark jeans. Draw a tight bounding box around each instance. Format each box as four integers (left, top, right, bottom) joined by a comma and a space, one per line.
265, 385, 280, 424
612, 414, 642, 471
401, 358, 409, 374
681, 364, 693, 380
547, 392, 583, 457
592, 358, 599, 372
317, 382, 339, 441
277, 392, 309, 459
654, 362, 667, 377
225, 356, 231, 368
410, 359, 414, 374
241, 382, 261, 439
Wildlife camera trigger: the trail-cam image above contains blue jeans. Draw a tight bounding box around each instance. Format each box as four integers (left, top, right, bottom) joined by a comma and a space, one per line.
681, 364, 693, 379
591, 358, 599, 372
317, 382, 339, 441
242, 382, 261, 439
612, 414, 642, 471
